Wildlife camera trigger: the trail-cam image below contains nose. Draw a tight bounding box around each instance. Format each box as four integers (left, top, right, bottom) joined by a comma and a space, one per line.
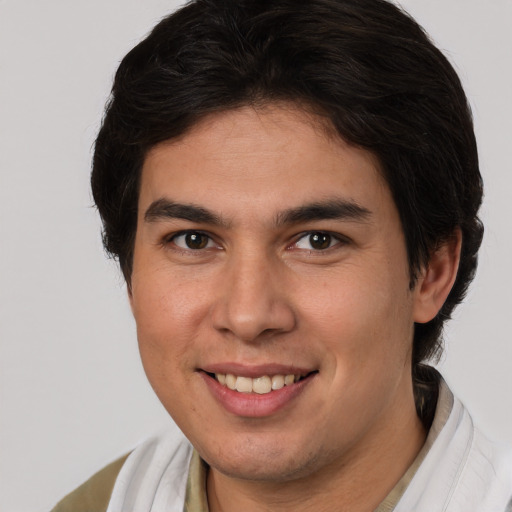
211, 252, 296, 342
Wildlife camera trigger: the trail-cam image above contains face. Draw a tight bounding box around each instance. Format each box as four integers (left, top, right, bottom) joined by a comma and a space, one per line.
130, 105, 424, 482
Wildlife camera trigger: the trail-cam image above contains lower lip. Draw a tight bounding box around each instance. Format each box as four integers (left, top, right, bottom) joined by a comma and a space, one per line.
200, 372, 315, 418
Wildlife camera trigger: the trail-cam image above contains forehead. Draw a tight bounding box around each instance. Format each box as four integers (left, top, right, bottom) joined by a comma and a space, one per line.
139, 104, 392, 223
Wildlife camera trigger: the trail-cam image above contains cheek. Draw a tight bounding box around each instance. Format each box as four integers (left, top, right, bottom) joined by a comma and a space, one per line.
133, 261, 209, 325
131, 272, 209, 374
303, 267, 413, 371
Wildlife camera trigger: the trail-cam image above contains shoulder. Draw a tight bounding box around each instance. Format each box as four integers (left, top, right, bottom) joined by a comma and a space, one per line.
50, 429, 192, 512
50, 453, 130, 512
447, 392, 512, 509
106, 429, 193, 511
397, 378, 512, 511
456, 424, 512, 510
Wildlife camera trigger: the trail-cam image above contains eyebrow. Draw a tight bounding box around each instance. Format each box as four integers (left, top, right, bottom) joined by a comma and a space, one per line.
144, 198, 371, 227
144, 198, 228, 226
274, 199, 372, 226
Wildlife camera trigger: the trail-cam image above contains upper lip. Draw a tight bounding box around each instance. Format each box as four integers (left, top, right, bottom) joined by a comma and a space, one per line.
199, 363, 316, 378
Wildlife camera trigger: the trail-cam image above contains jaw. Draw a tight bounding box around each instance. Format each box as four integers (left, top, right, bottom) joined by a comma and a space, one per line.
202, 369, 425, 512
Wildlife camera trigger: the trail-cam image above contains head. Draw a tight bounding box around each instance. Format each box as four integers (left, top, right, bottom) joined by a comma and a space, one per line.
91, 0, 482, 451
92, 0, 483, 373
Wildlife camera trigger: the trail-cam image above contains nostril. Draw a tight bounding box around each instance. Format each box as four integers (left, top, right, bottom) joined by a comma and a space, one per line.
260, 327, 284, 338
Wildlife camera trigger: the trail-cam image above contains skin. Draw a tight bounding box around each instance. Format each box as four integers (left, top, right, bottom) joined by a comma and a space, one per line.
129, 104, 460, 512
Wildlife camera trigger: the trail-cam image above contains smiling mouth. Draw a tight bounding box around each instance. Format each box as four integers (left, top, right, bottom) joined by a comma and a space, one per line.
206, 372, 316, 395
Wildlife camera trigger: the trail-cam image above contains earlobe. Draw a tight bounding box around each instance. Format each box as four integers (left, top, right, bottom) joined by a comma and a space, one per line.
413, 229, 462, 324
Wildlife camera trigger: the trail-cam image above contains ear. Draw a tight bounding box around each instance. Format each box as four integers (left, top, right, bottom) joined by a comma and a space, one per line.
413, 229, 462, 324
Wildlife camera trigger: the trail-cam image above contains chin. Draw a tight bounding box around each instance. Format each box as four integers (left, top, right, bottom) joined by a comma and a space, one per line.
200, 439, 323, 483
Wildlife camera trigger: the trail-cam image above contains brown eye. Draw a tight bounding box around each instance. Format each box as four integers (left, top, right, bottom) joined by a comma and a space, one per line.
294, 231, 340, 251
185, 233, 209, 249
172, 231, 212, 250
309, 232, 332, 250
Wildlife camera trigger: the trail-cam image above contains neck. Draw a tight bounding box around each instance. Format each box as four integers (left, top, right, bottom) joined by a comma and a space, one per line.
207, 379, 426, 512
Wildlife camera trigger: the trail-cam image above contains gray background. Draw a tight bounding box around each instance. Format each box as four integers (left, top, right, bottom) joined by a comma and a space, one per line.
1, 1, 511, 510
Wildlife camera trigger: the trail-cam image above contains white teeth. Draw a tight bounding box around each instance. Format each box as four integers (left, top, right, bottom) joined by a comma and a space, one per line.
225, 373, 237, 390
271, 375, 285, 390
253, 376, 272, 394
284, 374, 295, 386
214, 373, 302, 394
235, 376, 253, 393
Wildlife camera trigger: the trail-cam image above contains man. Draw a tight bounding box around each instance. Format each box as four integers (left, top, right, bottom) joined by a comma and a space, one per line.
52, 0, 512, 510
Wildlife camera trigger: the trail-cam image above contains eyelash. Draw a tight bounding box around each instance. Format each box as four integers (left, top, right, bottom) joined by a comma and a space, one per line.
291, 231, 347, 252
163, 230, 348, 254
164, 231, 219, 252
